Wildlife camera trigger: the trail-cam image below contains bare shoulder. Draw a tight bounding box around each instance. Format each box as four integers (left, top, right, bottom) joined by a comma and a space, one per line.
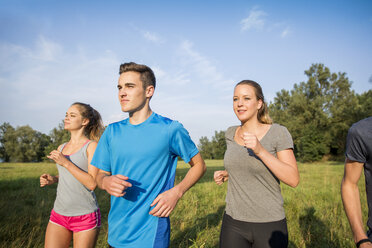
57, 144, 64, 151
87, 141, 98, 153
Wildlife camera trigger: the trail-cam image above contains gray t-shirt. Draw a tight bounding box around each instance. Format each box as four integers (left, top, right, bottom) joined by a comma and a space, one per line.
345, 117, 372, 229
224, 124, 294, 223
53, 141, 98, 216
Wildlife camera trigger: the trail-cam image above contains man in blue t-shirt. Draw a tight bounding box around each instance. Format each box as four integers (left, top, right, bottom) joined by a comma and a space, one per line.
342, 117, 372, 248
91, 62, 206, 248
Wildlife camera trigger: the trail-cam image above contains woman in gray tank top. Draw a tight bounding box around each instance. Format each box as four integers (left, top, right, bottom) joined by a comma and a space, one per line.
40, 102, 104, 248
214, 80, 300, 248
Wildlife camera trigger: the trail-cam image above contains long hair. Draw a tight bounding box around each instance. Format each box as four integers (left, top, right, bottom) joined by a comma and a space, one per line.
235, 80, 272, 124
72, 102, 104, 141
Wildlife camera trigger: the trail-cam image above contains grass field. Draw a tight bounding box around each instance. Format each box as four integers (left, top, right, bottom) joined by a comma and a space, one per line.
0, 160, 367, 247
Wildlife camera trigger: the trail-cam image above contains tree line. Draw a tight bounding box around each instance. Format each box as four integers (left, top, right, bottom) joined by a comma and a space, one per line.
198, 64, 371, 162
0, 122, 70, 162
0, 64, 371, 162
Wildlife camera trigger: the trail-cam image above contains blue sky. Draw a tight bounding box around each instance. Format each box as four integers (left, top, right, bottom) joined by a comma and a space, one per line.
1, 0, 371, 143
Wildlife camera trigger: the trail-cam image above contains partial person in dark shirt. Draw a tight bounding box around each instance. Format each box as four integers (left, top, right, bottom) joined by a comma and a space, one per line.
342, 117, 372, 248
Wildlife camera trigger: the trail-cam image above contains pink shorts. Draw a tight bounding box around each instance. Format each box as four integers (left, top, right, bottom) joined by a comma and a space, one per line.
49, 209, 101, 232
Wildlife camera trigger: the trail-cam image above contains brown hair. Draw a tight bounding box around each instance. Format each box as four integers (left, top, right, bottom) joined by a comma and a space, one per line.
119, 62, 156, 90
72, 102, 104, 141
235, 80, 272, 124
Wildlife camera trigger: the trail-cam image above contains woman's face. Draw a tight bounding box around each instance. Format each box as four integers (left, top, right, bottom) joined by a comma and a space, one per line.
233, 84, 263, 123
64, 105, 87, 131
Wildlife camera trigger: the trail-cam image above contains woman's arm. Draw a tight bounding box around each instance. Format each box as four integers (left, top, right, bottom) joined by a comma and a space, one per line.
47, 142, 99, 191
214, 170, 229, 185
242, 132, 299, 187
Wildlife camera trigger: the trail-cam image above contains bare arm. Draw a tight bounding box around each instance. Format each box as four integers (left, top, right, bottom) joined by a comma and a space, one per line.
242, 132, 299, 187
47, 142, 99, 191
341, 159, 372, 247
149, 152, 206, 217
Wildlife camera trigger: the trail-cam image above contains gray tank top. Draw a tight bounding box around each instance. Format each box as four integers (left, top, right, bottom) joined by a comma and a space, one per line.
53, 141, 98, 216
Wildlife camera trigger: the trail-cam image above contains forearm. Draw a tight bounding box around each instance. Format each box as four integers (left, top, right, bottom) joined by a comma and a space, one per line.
63, 161, 97, 190
174, 160, 206, 196
96, 171, 109, 190
256, 149, 299, 187
341, 180, 368, 242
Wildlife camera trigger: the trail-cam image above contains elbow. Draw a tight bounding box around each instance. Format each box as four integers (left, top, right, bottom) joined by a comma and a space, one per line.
201, 161, 207, 175
288, 176, 300, 188
87, 181, 97, 191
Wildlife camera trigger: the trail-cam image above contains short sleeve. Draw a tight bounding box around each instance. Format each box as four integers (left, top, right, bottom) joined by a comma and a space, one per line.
276, 125, 294, 152
91, 125, 112, 172
345, 126, 366, 163
169, 121, 199, 163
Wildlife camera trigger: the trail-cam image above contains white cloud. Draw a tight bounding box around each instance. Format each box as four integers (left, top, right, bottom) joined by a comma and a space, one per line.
179, 40, 225, 85
34, 36, 63, 61
281, 27, 291, 38
142, 31, 165, 44
240, 7, 267, 31
0, 37, 121, 134
152, 66, 166, 79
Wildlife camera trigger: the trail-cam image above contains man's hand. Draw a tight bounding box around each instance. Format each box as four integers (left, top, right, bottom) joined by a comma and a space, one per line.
149, 187, 183, 217
102, 174, 132, 197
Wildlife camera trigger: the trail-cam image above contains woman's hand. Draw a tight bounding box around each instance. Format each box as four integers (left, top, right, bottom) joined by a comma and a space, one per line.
214, 170, 229, 185
40, 174, 57, 187
47, 150, 69, 167
241, 132, 263, 155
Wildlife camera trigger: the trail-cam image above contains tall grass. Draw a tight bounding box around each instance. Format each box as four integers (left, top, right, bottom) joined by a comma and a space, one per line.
0, 161, 367, 247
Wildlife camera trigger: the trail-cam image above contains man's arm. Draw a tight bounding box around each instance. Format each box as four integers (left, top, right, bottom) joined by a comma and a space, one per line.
341, 159, 372, 247
149, 153, 206, 217
96, 169, 132, 197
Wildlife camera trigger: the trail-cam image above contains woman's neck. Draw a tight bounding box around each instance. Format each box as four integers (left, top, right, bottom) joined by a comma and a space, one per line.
240, 118, 262, 134
69, 129, 88, 144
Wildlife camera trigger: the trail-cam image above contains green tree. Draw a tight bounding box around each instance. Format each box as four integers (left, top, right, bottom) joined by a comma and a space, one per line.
356, 90, 372, 120
3, 125, 51, 162
269, 64, 360, 162
0, 122, 14, 162
198, 136, 213, 159
211, 131, 226, 159
198, 130, 226, 160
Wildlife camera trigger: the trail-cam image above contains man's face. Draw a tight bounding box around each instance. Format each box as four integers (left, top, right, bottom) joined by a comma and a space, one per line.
117, 71, 152, 113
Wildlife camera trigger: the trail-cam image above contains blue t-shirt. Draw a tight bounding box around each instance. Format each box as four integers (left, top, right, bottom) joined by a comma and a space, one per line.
91, 112, 199, 248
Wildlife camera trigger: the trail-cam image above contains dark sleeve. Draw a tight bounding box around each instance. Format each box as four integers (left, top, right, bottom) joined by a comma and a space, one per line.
345, 126, 367, 163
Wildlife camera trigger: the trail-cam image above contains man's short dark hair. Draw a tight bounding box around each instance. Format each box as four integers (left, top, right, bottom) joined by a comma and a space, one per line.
119, 62, 156, 89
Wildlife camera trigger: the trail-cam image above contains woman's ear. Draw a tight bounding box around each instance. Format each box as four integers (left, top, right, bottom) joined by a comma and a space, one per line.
257, 99, 263, 110
82, 118, 89, 127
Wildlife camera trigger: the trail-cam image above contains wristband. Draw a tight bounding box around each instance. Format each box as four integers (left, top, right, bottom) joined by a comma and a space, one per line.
356, 239, 371, 248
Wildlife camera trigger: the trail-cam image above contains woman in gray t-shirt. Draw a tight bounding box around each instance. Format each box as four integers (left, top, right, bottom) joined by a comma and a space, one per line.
214, 80, 299, 248
39, 102, 104, 248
